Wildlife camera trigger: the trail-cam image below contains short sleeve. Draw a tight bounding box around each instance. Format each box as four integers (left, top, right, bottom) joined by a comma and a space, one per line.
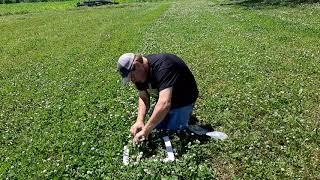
157, 68, 179, 91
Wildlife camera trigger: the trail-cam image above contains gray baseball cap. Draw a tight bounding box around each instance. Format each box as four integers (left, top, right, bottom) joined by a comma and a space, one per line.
117, 53, 135, 83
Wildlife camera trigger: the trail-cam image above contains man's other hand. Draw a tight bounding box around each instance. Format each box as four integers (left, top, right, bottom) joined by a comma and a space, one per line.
130, 121, 145, 136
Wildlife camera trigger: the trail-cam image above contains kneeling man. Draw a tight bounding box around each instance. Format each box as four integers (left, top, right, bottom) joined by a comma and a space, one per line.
117, 53, 198, 143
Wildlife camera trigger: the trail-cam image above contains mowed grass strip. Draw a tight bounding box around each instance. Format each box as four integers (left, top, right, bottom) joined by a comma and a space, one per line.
0, 0, 319, 178
0, 2, 170, 178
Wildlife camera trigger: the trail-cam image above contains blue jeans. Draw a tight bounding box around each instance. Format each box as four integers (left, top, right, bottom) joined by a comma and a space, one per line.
156, 104, 194, 130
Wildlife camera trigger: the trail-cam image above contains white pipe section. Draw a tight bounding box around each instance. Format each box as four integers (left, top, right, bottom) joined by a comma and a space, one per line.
162, 136, 175, 162
123, 145, 129, 165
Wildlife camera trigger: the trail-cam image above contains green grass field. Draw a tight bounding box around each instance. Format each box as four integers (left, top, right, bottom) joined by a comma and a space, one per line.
1, 0, 319, 178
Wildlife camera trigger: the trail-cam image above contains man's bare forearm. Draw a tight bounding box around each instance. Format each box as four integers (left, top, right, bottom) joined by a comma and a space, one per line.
144, 88, 172, 132
136, 91, 150, 123
133, 88, 172, 143
144, 100, 170, 131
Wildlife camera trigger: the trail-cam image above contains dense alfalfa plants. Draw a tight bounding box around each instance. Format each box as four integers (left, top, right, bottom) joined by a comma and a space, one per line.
119, 129, 218, 179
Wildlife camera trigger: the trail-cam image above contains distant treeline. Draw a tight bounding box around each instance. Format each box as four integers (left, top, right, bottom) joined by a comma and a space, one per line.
0, 0, 72, 4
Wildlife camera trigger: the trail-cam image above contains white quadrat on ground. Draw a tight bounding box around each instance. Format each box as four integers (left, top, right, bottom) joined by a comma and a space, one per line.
122, 136, 175, 165
123, 125, 228, 165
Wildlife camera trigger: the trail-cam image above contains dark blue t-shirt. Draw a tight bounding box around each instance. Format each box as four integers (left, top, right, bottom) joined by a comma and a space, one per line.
135, 54, 198, 108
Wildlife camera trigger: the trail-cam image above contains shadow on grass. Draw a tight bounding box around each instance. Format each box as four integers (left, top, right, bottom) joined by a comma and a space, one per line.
219, 0, 319, 9
139, 115, 215, 159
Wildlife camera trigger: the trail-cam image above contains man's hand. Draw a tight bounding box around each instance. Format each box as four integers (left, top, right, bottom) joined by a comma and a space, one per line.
130, 121, 145, 136
133, 128, 151, 144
